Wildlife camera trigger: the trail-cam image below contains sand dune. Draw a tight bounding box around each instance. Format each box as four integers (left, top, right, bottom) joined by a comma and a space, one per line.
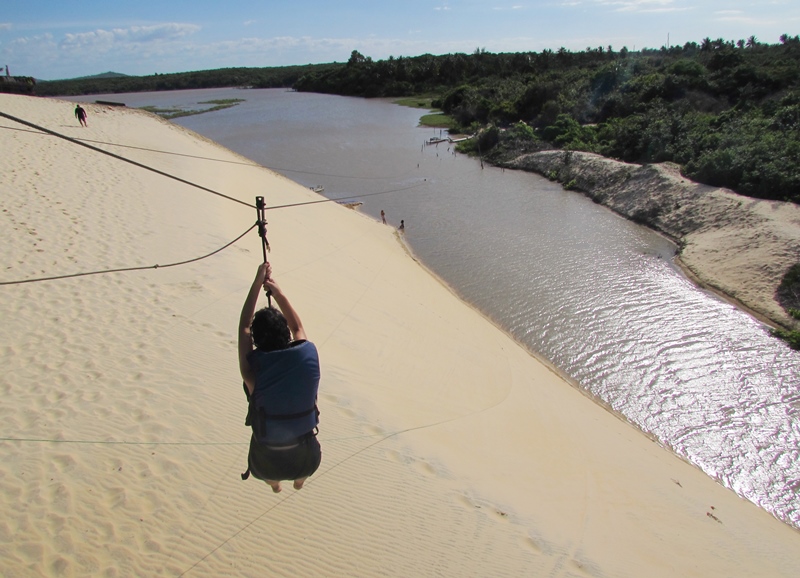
1, 94, 798, 577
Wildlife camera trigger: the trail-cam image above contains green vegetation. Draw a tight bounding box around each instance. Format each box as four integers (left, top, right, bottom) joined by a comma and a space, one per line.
31, 37, 800, 203
201, 99, 245, 105
139, 98, 245, 119
296, 41, 800, 203
0, 76, 37, 94
393, 96, 438, 109
772, 327, 800, 349
777, 263, 800, 311
419, 112, 459, 129
394, 95, 457, 128
773, 263, 800, 348
34, 64, 339, 97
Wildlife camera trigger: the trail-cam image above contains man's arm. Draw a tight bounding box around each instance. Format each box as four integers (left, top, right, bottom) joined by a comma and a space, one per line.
264, 277, 307, 342
238, 262, 270, 392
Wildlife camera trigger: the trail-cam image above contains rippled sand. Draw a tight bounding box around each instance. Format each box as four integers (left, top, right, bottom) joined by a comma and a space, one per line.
2, 94, 799, 577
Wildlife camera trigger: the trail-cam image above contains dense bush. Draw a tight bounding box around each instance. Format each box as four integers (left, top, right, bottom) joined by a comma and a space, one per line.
297, 37, 800, 202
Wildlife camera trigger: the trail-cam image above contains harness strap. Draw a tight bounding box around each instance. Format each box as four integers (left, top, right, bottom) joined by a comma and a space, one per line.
258, 406, 318, 420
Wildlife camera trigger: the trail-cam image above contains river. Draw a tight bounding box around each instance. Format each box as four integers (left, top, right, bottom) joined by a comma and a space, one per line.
69, 88, 800, 530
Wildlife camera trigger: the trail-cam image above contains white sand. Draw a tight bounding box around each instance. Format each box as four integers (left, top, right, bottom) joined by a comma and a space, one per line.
2, 94, 799, 577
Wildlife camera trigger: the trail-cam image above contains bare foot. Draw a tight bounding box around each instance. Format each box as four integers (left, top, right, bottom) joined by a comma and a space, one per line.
266, 480, 282, 493
293, 477, 307, 490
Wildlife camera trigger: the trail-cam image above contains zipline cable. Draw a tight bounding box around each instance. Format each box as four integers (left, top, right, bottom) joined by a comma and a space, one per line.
1, 117, 428, 210
0, 222, 258, 286
0, 112, 428, 287
0, 124, 260, 167
0, 111, 254, 209
0, 123, 416, 179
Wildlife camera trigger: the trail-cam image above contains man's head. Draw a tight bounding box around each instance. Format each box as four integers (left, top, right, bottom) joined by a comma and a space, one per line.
251, 306, 291, 351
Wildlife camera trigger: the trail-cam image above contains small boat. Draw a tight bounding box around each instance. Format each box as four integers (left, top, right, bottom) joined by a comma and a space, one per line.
426, 137, 448, 145
310, 185, 324, 193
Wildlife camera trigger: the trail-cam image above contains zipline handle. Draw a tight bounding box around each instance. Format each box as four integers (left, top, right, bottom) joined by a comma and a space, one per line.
255, 196, 272, 307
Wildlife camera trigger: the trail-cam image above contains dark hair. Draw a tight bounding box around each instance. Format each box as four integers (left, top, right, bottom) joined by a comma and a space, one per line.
251, 306, 291, 351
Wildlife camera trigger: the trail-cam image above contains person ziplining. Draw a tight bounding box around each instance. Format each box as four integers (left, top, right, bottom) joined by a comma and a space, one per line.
237, 198, 321, 492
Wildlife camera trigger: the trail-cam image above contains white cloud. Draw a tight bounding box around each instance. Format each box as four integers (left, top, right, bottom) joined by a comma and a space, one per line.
0, 33, 58, 77
0, 23, 12, 31
593, 0, 681, 13
59, 23, 201, 53
2, 24, 202, 78
714, 13, 778, 25
244, 20, 257, 26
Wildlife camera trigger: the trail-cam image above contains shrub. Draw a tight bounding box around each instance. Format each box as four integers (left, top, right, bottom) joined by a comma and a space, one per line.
776, 263, 800, 312
771, 329, 800, 350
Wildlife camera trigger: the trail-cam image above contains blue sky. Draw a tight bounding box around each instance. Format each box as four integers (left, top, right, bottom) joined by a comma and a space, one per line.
2, 1, 797, 80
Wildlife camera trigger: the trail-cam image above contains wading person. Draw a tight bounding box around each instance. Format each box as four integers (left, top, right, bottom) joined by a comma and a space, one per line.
238, 262, 321, 492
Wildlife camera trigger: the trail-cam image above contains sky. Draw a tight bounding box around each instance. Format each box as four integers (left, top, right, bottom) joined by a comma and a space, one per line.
1, 0, 797, 80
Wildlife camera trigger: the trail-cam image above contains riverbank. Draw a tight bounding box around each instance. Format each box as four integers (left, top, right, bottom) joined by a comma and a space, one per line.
2, 94, 799, 577
506, 150, 800, 330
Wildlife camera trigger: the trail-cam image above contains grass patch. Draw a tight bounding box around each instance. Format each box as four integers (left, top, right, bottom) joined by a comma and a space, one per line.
394, 96, 438, 109
139, 99, 244, 119
419, 112, 459, 130
199, 99, 245, 105
393, 95, 459, 131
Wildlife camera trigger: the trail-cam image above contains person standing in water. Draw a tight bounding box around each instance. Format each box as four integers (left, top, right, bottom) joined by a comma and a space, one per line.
238, 262, 322, 493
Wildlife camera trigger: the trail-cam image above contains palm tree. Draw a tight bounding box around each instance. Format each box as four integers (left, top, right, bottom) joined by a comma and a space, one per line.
746, 35, 758, 48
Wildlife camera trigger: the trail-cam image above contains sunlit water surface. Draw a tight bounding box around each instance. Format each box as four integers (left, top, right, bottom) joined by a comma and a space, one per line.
71, 88, 800, 528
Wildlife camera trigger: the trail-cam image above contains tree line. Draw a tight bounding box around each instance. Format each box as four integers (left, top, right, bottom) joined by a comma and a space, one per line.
28, 35, 800, 203
31, 63, 338, 97
297, 38, 800, 204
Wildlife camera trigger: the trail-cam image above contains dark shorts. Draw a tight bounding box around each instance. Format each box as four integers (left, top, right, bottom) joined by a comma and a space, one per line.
247, 432, 321, 482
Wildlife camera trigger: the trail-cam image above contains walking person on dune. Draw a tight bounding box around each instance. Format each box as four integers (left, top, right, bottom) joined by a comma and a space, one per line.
238, 262, 322, 493
74, 104, 87, 127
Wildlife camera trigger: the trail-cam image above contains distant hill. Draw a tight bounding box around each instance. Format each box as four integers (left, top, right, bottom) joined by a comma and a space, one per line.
64, 71, 132, 81
35, 64, 339, 97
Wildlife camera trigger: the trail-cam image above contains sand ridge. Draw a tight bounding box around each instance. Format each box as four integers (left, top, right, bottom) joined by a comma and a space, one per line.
2, 94, 799, 577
